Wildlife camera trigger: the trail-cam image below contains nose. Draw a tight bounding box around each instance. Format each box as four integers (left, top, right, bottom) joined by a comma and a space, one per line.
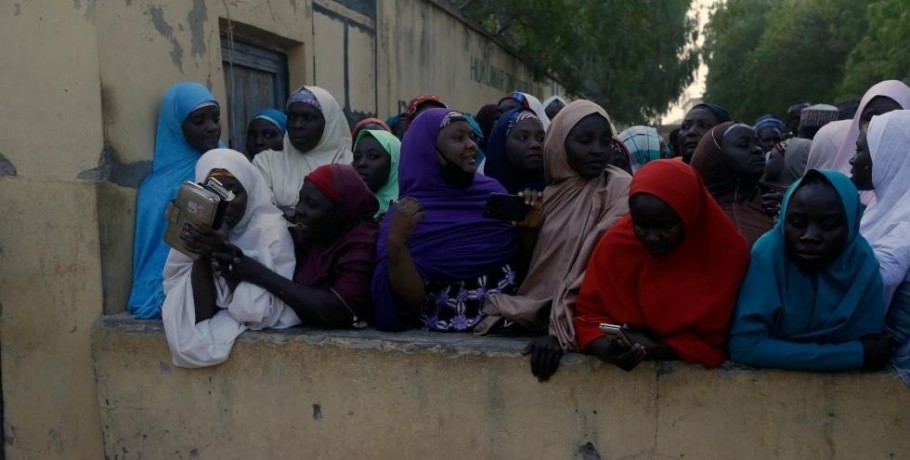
801, 224, 822, 242
849, 154, 857, 165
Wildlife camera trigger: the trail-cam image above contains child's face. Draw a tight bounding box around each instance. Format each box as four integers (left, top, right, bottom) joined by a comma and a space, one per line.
783, 181, 848, 272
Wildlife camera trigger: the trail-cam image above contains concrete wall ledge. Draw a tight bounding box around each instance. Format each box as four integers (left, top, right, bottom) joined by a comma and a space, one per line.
92, 314, 910, 460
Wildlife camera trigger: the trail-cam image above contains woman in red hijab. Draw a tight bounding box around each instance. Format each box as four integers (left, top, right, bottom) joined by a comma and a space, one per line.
573, 160, 750, 369
221, 164, 380, 328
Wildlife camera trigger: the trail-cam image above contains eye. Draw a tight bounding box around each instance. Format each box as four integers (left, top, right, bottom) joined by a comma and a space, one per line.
788, 216, 807, 229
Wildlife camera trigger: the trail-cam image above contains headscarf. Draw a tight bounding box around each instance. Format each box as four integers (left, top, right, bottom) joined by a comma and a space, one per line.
351, 117, 391, 141
477, 100, 632, 350
691, 122, 774, 246
618, 125, 663, 174
573, 160, 749, 367
499, 91, 551, 131
252, 86, 352, 208
543, 95, 567, 111
251, 108, 287, 134
464, 114, 486, 167
803, 119, 850, 171
129, 81, 220, 319
806, 80, 910, 174
372, 108, 517, 331
405, 93, 446, 124
292, 164, 379, 319
729, 169, 884, 371
691, 102, 733, 123
385, 113, 405, 130
777, 137, 812, 185
483, 108, 546, 193
860, 110, 910, 306
354, 129, 401, 216
162, 149, 298, 367
754, 114, 786, 134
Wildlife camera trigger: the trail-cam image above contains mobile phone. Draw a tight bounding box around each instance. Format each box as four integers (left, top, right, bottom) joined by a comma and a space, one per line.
598, 323, 633, 347
483, 193, 529, 221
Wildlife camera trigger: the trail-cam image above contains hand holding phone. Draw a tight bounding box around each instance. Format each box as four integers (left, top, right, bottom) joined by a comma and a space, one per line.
598, 323, 633, 347
483, 193, 530, 222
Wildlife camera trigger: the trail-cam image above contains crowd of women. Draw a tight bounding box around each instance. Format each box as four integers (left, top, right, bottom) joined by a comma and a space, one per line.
127, 79, 910, 387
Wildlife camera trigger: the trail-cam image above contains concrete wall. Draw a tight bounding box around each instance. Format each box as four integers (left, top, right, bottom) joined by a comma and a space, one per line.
0, 1, 558, 458
377, 0, 560, 115
0, 2, 106, 459
93, 316, 910, 460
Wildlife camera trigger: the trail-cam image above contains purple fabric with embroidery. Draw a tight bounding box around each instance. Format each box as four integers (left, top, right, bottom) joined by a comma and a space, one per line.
371, 108, 517, 331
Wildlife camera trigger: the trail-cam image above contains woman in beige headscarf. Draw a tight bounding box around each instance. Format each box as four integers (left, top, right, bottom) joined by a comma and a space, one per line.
476, 100, 631, 381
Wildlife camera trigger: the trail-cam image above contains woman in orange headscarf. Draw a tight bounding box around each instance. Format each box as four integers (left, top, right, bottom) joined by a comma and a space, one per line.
574, 160, 750, 369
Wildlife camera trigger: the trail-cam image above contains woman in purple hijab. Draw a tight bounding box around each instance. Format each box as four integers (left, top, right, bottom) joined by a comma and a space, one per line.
372, 108, 518, 332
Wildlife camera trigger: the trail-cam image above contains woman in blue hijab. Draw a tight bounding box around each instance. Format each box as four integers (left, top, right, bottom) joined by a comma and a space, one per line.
245, 109, 287, 158
483, 108, 546, 193
128, 81, 222, 319
728, 169, 894, 371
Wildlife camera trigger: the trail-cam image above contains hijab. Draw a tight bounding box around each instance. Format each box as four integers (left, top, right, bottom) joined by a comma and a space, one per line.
730, 169, 884, 366
476, 100, 632, 350
691, 102, 733, 123
351, 117, 391, 141
251, 108, 287, 134
483, 108, 547, 193
806, 80, 910, 174
292, 164, 379, 318
691, 122, 774, 246
859, 110, 910, 305
372, 108, 517, 331
618, 125, 663, 174
354, 129, 401, 216
252, 86, 353, 208
500, 91, 551, 131
573, 160, 750, 367
777, 137, 813, 185
754, 114, 786, 134
162, 149, 298, 367
405, 93, 446, 124
129, 81, 220, 319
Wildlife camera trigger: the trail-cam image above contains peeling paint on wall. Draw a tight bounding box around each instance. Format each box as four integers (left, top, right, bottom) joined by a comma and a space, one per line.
76, 147, 151, 188
0, 153, 17, 176
187, 0, 208, 59
148, 5, 184, 72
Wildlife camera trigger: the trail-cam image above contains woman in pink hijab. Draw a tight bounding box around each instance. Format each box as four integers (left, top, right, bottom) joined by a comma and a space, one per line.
805, 80, 910, 173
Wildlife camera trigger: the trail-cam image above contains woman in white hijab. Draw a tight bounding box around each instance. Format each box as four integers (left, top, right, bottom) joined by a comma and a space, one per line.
162, 149, 300, 368
852, 110, 910, 385
253, 86, 352, 213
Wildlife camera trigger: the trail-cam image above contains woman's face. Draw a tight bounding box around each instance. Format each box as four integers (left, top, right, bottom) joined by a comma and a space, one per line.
294, 181, 339, 240
504, 118, 545, 172
756, 127, 782, 152
783, 180, 848, 272
565, 114, 612, 179
721, 126, 765, 182
182, 105, 222, 152
206, 172, 247, 230
352, 136, 392, 193
849, 130, 873, 190
679, 107, 720, 161
245, 119, 283, 157
860, 96, 901, 132
630, 193, 685, 256
436, 120, 478, 173
286, 102, 326, 153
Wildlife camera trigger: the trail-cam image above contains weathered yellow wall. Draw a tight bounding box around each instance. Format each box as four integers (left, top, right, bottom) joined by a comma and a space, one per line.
377, 0, 560, 116
0, 1, 560, 458
0, 2, 106, 459
93, 317, 910, 460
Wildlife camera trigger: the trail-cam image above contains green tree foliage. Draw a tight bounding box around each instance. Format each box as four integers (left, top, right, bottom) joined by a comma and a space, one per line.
459, 0, 699, 124
703, 0, 910, 122
839, 0, 910, 98
703, 0, 870, 122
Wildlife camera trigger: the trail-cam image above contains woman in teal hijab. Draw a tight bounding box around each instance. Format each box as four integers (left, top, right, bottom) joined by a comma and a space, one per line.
728, 169, 893, 371
128, 81, 222, 319
352, 129, 400, 218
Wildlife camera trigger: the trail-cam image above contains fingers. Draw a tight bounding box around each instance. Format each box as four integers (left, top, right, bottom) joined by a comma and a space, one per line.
540, 348, 562, 381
